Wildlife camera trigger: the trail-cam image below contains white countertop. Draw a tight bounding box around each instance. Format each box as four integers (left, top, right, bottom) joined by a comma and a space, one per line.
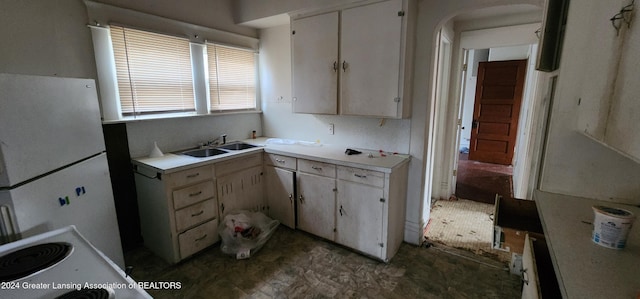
131, 137, 410, 174
534, 190, 640, 299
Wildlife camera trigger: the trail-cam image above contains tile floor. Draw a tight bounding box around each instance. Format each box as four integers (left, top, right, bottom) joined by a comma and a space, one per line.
125, 226, 522, 298
425, 198, 511, 263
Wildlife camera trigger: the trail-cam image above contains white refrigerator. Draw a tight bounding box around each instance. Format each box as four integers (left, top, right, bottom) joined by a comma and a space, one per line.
0, 73, 125, 268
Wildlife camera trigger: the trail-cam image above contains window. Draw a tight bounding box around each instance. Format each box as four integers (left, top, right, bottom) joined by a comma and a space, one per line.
110, 25, 195, 115
207, 44, 257, 111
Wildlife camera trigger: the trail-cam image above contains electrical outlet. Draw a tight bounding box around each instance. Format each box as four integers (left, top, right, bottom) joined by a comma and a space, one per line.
329, 123, 334, 135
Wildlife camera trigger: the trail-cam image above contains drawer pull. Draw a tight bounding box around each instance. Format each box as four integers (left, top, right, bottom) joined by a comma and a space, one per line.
186, 173, 200, 178
311, 166, 322, 170
191, 210, 204, 217
195, 234, 207, 242
275, 159, 286, 163
354, 173, 367, 179
189, 191, 202, 197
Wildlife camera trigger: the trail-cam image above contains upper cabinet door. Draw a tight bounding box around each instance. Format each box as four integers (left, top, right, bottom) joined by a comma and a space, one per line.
291, 11, 339, 114
340, 0, 404, 118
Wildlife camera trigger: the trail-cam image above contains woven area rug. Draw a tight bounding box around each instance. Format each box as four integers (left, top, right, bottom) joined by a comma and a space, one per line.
424, 198, 510, 262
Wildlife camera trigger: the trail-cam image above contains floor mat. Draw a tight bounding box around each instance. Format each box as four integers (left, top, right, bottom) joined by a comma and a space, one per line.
424, 198, 510, 263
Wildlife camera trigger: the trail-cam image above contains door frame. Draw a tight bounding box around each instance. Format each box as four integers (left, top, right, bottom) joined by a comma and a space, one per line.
431, 23, 544, 202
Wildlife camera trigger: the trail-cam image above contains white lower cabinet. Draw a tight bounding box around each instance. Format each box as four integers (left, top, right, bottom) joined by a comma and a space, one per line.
216, 153, 265, 217
336, 179, 384, 258
297, 172, 336, 241
521, 233, 560, 299
264, 153, 297, 229
134, 148, 409, 263
134, 164, 219, 264
295, 158, 408, 262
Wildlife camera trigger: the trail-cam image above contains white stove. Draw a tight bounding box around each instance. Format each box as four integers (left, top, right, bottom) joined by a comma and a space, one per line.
0, 226, 152, 299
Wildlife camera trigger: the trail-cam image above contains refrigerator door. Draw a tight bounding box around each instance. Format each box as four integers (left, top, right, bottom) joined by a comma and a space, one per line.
0, 153, 124, 268
0, 73, 106, 188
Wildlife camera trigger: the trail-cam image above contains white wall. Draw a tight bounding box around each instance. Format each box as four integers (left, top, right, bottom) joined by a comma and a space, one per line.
0, 0, 263, 161
538, 0, 640, 203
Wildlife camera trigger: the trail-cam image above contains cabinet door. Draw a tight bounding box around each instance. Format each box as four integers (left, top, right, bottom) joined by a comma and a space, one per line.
242, 165, 265, 212
291, 11, 339, 114
297, 173, 336, 241
217, 171, 242, 217
265, 166, 295, 228
336, 180, 384, 258
340, 0, 403, 118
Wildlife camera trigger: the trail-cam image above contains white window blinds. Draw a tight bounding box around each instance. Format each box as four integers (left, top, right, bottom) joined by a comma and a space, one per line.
207, 44, 257, 111
110, 25, 195, 115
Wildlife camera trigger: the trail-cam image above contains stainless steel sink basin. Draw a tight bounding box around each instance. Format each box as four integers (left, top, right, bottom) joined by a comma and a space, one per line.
181, 148, 228, 158
217, 142, 258, 151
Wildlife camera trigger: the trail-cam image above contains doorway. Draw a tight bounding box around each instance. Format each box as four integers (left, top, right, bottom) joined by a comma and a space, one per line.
456, 51, 530, 204
424, 12, 545, 261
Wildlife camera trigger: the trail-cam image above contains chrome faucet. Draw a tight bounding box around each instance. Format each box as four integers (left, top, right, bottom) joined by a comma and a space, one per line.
202, 134, 227, 148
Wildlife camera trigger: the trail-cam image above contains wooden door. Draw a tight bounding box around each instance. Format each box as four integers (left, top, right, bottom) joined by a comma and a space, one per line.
469, 59, 527, 165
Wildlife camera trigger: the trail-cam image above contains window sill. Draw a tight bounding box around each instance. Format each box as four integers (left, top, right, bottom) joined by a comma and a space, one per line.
102, 110, 262, 124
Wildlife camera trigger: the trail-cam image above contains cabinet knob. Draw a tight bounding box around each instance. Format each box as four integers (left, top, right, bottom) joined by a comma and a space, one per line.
333, 61, 338, 72
299, 195, 304, 203
288, 194, 293, 201
342, 60, 348, 72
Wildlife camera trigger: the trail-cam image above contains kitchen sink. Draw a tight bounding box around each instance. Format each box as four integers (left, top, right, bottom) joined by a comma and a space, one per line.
181, 148, 228, 158
217, 142, 258, 151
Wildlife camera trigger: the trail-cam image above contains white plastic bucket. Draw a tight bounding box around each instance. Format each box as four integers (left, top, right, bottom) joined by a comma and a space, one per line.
592, 205, 635, 249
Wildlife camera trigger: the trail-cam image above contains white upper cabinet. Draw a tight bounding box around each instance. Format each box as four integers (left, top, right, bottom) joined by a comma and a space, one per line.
291, 0, 415, 118
292, 11, 339, 114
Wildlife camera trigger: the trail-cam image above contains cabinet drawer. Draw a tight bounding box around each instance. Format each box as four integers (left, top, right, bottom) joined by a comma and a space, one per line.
337, 166, 385, 187
168, 165, 213, 188
493, 195, 543, 254
178, 219, 219, 259
216, 152, 262, 177
175, 199, 217, 232
298, 159, 336, 178
521, 234, 560, 299
173, 180, 215, 210
264, 153, 297, 171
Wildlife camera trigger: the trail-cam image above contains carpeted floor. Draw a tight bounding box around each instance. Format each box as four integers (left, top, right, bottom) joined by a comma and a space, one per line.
455, 153, 513, 204
424, 198, 511, 263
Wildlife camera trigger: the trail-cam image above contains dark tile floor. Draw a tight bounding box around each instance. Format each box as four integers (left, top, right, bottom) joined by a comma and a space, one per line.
125, 226, 522, 298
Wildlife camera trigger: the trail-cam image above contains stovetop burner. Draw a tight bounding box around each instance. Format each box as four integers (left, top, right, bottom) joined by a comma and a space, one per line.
55, 288, 115, 299
0, 242, 72, 282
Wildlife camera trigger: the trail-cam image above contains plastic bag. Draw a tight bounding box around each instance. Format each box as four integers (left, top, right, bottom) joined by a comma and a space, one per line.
218, 210, 279, 259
